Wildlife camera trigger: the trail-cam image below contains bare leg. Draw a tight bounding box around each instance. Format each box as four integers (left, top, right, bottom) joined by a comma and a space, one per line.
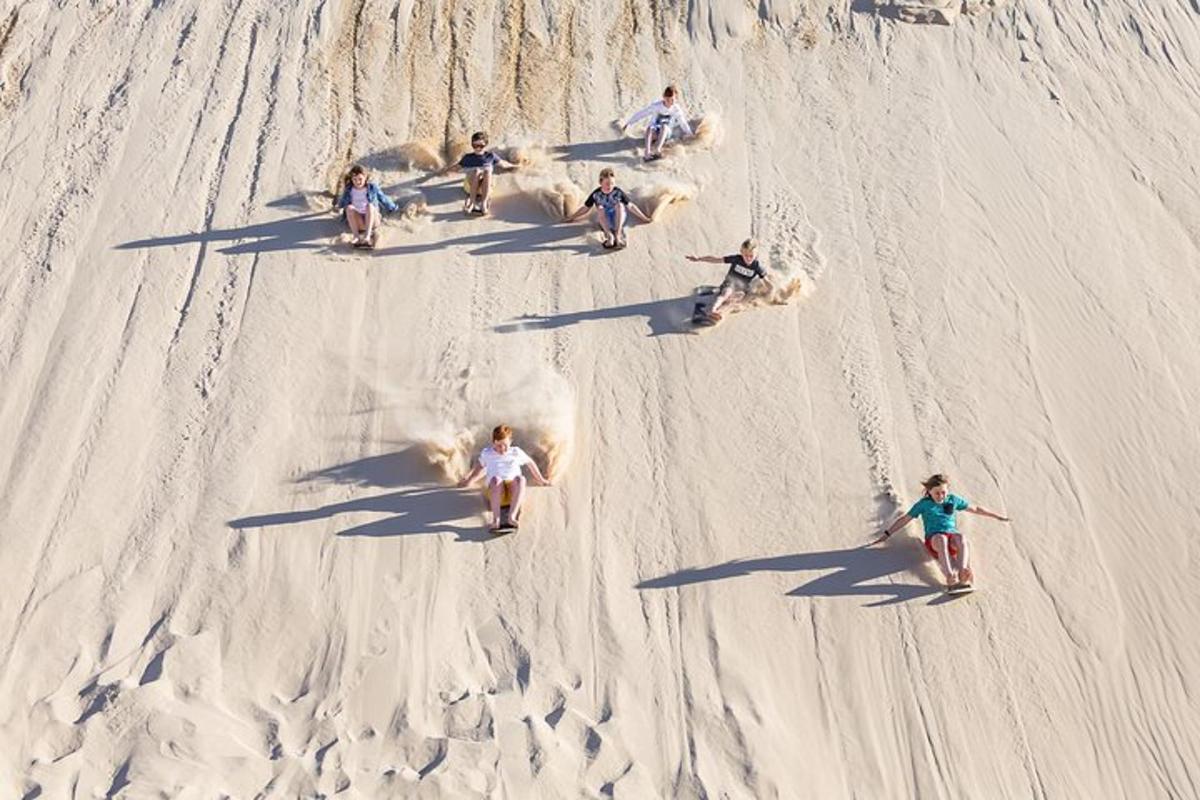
930, 534, 957, 586
643, 126, 655, 159
709, 288, 744, 318
654, 126, 671, 155
465, 172, 480, 211
488, 477, 504, 529
508, 475, 528, 522
346, 208, 365, 239
479, 169, 493, 213
598, 209, 615, 245
953, 535, 972, 583
365, 203, 379, 240
613, 204, 628, 244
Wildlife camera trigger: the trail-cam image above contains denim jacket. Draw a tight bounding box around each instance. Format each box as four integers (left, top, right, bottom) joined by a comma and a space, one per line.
337, 182, 399, 213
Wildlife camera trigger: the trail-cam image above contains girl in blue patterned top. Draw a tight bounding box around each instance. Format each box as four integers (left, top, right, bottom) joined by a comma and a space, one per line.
874, 473, 1010, 590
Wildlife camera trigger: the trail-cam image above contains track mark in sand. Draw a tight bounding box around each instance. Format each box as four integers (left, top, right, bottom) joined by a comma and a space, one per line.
0, 281, 144, 679
325, 0, 367, 165
0, 7, 18, 62
171, 21, 259, 349
441, 0, 470, 149
1004, 295, 1123, 657
484, 0, 527, 132
0, 7, 24, 117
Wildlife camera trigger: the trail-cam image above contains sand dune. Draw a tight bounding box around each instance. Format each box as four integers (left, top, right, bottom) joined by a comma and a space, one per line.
2, 1, 1200, 798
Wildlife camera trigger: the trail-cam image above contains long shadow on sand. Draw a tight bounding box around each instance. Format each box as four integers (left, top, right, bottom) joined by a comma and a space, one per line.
114, 209, 343, 256
549, 134, 634, 164
227, 448, 492, 543
636, 540, 942, 606
494, 292, 698, 338
112, 184, 413, 257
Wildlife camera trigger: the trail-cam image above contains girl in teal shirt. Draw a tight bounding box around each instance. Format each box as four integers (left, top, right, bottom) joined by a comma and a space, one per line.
874, 473, 1010, 590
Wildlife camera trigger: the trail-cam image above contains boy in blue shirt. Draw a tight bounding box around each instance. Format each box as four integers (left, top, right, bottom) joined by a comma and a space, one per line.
438, 131, 516, 215
873, 473, 1010, 590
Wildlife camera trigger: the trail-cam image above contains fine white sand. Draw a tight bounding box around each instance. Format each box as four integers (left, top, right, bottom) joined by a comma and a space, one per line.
2, 1, 1200, 797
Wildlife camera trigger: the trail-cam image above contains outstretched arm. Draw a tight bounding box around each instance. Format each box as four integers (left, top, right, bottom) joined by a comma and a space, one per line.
686, 255, 725, 264
436, 161, 461, 177
622, 102, 656, 132
870, 513, 914, 544
526, 461, 551, 486
675, 106, 694, 138
564, 204, 591, 223
457, 463, 484, 488
627, 202, 653, 223
376, 187, 399, 213
966, 505, 1010, 522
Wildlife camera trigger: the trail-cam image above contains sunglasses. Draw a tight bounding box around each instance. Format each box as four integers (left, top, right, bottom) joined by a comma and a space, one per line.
472, 142, 486, 149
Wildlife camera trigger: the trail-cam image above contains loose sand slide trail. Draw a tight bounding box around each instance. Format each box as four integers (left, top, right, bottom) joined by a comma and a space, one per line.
1, 1, 1200, 797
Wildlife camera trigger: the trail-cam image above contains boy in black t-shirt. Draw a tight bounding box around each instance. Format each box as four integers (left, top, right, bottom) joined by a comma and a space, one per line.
564, 167, 653, 248
438, 131, 515, 214
686, 238, 776, 320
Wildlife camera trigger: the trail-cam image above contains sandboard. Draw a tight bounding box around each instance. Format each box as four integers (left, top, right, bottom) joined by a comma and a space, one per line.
691, 284, 721, 327
946, 582, 975, 596
491, 505, 518, 535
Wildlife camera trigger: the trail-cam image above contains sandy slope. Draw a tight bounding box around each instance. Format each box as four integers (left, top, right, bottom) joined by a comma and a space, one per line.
1, 0, 1199, 797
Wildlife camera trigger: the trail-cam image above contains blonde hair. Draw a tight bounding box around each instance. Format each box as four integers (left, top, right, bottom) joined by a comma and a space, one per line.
599, 167, 615, 181
741, 238, 757, 252
492, 424, 513, 442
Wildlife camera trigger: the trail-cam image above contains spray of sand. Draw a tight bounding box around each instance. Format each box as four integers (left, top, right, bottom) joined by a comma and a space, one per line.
499, 139, 550, 170
397, 141, 446, 172
689, 114, 723, 149
504, 179, 586, 221
634, 178, 699, 221
374, 364, 576, 485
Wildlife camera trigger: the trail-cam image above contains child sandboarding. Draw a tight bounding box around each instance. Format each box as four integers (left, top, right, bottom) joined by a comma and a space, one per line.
564, 167, 653, 249
335, 165, 399, 248
621, 85, 694, 162
686, 239, 777, 325
437, 131, 517, 215
872, 473, 1011, 593
457, 425, 552, 533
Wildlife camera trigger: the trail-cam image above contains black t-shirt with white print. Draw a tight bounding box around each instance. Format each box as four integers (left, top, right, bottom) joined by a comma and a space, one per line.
722, 254, 766, 288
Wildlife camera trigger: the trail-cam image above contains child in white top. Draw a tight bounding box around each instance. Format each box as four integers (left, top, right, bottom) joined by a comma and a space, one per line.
622, 85, 694, 161
457, 424, 551, 531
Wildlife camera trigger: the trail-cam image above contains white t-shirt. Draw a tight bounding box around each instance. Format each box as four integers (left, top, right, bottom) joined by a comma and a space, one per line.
478, 445, 532, 481
349, 186, 370, 214
625, 100, 693, 137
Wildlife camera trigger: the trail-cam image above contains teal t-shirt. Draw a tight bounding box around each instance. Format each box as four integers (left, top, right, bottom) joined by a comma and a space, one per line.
908, 494, 970, 537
